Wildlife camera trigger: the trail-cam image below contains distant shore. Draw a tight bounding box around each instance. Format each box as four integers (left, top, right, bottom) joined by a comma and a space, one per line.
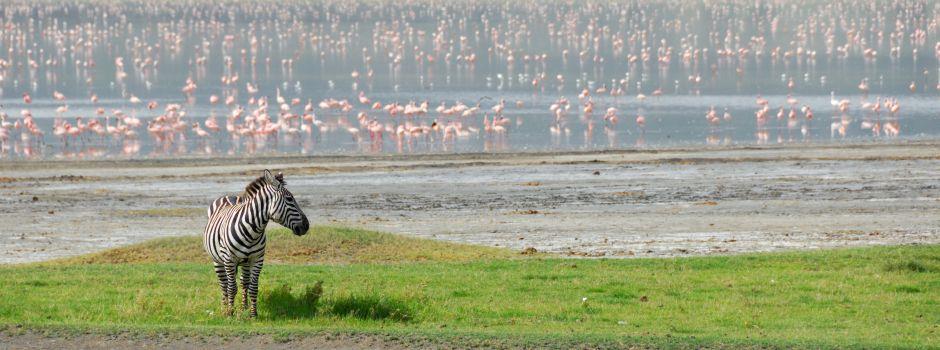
2, 139, 938, 177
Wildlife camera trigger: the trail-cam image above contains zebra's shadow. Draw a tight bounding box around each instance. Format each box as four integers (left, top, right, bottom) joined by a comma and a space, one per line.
321, 294, 413, 322
262, 282, 413, 322
262, 282, 322, 319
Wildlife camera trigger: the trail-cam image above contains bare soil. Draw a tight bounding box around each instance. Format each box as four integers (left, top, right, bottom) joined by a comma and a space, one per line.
0, 329, 434, 350
1, 141, 939, 263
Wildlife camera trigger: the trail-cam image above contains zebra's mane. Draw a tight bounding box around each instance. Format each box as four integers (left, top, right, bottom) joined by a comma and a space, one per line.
241, 174, 285, 198
242, 176, 269, 198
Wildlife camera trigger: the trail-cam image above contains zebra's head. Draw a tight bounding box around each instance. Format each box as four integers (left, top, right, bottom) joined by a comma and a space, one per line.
262, 169, 310, 236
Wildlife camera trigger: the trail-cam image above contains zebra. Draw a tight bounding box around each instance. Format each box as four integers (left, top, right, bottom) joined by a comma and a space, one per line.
203, 169, 309, 318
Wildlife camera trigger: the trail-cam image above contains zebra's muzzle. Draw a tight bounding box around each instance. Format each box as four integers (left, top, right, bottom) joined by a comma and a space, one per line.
293, 216, 309, 236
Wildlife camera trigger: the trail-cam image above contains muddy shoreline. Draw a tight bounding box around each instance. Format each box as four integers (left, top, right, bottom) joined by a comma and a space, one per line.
1, 141, 939, 264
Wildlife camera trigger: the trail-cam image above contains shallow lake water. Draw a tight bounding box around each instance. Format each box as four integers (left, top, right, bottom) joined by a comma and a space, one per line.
0, 1, 937, 159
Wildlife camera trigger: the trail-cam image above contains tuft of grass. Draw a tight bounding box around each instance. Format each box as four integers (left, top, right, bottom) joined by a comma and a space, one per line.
271, 331, 293, 343
55, 226, 518, 265
894, 285, 923, 294
883, 260, 937, 273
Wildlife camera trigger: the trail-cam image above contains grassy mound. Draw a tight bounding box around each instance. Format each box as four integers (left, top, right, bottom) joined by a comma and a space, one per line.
57, 226, 518, 265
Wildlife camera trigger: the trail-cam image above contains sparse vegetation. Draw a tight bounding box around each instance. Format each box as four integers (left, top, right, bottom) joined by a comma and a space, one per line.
2, 228, 938, 348
57, 226, 518, 265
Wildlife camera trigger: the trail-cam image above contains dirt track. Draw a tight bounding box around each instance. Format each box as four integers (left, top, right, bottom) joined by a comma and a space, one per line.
0, 329, 437, 350
1, 141, 939, 263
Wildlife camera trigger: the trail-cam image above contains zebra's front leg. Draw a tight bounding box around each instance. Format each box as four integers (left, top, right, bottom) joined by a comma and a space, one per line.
240, 261, 252, 311
246, 257, 265, 318
223, 262, 238, 316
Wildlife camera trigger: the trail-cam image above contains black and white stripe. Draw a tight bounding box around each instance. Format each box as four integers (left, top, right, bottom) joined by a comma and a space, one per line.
203, 169, 309, 318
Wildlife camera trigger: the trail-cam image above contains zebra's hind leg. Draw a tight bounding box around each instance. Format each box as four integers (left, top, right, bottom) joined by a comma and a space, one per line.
246, 257, 265, 318
213, 262, 232, 316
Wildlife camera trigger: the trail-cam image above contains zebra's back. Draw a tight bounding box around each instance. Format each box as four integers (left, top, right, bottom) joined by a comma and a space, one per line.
207, 195, 239, 218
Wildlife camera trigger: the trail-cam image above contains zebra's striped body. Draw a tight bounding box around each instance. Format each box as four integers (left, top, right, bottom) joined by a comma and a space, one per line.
203, 170, 309, 317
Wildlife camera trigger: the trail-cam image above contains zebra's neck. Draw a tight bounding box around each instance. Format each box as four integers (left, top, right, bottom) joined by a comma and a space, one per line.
242, 191, 272, 240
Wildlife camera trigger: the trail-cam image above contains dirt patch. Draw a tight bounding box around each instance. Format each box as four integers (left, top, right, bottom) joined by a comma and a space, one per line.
509, 209, 541, 215
0, 329, 436, 350
114, 208, 203, 218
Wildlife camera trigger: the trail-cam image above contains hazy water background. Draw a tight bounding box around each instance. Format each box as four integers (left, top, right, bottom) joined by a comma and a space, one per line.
0, 1, 937, 159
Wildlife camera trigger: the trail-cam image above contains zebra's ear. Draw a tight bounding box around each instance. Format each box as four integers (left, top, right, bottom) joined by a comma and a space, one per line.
263, 169, 277, 185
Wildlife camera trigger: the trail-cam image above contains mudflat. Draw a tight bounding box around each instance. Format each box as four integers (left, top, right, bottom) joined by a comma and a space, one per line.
2, 141, 938, 263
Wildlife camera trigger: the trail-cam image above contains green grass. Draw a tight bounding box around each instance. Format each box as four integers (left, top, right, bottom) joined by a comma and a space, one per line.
2, 227, 939, 348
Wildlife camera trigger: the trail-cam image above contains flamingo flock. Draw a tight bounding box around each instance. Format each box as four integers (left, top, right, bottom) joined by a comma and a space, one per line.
0, 0, 933, 159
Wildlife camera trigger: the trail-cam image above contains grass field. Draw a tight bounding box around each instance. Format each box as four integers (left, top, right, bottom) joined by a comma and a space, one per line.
2, 227, 938, 348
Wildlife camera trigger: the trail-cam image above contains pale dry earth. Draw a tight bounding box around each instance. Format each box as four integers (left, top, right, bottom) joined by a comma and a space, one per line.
1, 141, 938, 263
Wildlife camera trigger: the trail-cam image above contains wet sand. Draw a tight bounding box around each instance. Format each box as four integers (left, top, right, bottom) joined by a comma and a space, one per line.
1, 141, 939, 264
